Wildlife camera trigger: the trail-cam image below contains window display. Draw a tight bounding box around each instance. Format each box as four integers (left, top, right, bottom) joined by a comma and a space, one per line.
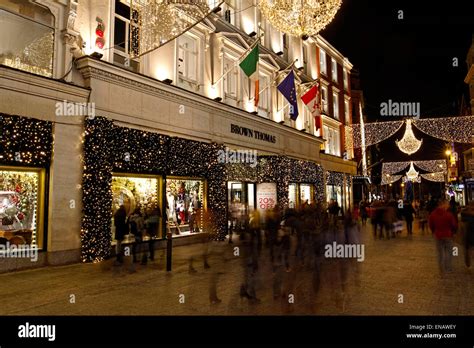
166, 178, 205, 236
300, 184, 313, 205
327, 184, 343, 210
111, 175, 162, 241
288, 183, 297, 208
0, 168, 44, 249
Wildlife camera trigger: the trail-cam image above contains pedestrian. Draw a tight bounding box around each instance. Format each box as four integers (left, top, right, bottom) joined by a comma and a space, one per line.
403, 200, 415, 235
418, 199, 428, 234
449, 196, 460, 223
429, 198, 458, 275
128, 207, 146, 264
113, 205, 128, 264
359, 200, 368, 226
145, 204, 161, 262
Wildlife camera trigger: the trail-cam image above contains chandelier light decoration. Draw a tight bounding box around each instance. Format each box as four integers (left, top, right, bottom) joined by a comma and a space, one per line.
405, 161, 419, 181
130, 0, 223, 58
258, 0, 342, 37
395, 119, 423, 155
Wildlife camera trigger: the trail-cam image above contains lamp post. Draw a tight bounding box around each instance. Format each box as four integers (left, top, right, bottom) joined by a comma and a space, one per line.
445, 149, 451, 198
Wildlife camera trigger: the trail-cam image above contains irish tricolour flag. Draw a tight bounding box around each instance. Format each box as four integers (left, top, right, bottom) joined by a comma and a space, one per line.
239, 45, 259, 107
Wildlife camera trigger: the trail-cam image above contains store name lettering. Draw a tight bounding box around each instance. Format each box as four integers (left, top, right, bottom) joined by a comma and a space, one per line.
231, 124, 276, 144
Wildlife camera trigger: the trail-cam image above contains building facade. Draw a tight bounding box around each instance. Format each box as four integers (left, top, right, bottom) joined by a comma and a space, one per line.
463, 35, 474, 203
0, 0, 357, 271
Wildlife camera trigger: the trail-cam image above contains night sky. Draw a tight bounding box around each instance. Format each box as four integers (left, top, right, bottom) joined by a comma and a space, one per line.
321, 0, 474, 179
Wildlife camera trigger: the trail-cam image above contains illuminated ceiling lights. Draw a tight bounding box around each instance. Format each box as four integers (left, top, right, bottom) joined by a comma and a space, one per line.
130, 0, 223, 58
396, 119, 423, 155
405, 161, 419, 181
258, 0, 342, 37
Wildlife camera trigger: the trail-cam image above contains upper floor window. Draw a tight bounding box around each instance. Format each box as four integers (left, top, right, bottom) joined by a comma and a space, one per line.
319, 48, 327, 75
321, 85, 328, 113
283, 33, 289, 61
331, 58, 338, 82
343, 68, 348, 90
332, 91, 339, 119
113, 0, 140, 71
223, 56, 237, 100
344, 99, 350, 124
177, 34, 199, 86
323, 125, 341, 156
223, 0, 236, 25
0, 1, 54, 77
257, 73, 271, 117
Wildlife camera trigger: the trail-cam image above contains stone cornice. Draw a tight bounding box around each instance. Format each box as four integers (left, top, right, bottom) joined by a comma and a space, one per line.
75, 56, 324, 145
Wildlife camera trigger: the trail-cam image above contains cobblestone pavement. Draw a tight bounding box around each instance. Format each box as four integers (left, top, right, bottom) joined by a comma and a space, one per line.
1, 220, 473, 316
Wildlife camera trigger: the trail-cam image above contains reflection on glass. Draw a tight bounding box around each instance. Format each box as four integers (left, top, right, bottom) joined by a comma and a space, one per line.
112, 176, 160, 240
167, 178, 204, 236
0, 9, 54, 77
0, 170, 41, 249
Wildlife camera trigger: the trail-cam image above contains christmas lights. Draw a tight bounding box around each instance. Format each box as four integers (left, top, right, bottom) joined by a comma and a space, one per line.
413, 115, 474, 143
395, 119, 423, 155
130, 0, 223, 58
258, 0, 342, 37
351, 120, 403, 148
382, 162, 410, 176
420, 172, 445, 182
0, 114, 53, 166
82, 116, 328, 261
412, 159, 447, 173
381, 174, 402, 186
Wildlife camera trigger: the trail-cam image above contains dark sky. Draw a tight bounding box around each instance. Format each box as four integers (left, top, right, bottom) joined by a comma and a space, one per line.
321, 0, 474, 169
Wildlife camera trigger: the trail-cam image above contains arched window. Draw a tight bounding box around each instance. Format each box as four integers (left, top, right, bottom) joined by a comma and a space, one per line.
0, 1, 54, 77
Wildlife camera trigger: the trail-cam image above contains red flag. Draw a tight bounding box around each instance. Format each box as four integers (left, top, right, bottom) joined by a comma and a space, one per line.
301, 84, 322, 131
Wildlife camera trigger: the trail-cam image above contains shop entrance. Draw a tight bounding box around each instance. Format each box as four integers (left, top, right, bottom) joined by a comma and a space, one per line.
228, 181, 256, 232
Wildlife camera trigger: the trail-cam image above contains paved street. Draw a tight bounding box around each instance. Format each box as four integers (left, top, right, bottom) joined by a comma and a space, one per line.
1, 220, 473, 316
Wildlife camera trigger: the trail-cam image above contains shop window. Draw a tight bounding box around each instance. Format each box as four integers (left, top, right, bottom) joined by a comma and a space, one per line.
300, 184, 313, 204
0, 168, 45, 250
111, 175, 162, 243
166, 178, 205, 236
288, 183, 297, 208
0, 4, 54, 78
326, 184, 343, 209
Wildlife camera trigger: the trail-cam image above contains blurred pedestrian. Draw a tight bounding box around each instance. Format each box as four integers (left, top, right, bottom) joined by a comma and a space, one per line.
429, 198, 458, 275
113, 205, 128, 264
403, 201, 415, 235
461, 202, 474, 268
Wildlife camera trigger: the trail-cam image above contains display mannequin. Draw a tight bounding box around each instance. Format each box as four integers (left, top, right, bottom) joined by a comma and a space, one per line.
167, 191, 176, 223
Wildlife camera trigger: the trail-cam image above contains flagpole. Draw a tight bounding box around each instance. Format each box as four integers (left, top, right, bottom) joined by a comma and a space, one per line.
253, 59, 299, 99
211, 34, 264, 86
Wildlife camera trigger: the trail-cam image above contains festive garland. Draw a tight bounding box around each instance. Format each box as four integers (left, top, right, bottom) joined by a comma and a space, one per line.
82, 116, 330, 261
0, 113, 53, 167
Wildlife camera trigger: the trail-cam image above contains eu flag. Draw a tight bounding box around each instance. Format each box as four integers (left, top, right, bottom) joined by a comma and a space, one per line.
277, 70, 299, 120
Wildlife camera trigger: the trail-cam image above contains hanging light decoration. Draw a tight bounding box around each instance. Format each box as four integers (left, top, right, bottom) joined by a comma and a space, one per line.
396, 119, 423, 155
258, 0, 342, 37
405, 161, 419, 182
130, 0, 223, 58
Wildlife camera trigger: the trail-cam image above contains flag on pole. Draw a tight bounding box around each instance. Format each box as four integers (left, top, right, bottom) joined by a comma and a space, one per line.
301, 84, 322, 130
277, 70, 299, 120
239, 45, 259, 107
